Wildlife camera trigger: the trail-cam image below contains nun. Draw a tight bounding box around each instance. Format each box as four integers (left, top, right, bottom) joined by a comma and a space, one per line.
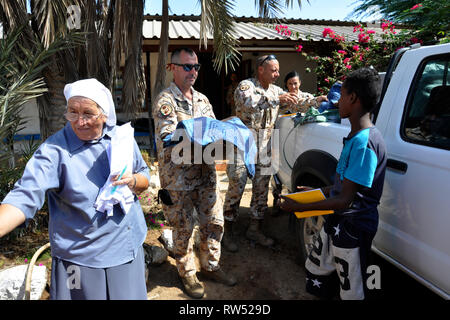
0, 79, 150, 300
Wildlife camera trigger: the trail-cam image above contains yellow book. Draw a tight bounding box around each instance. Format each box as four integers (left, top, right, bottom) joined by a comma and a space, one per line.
282, 189, 334, 219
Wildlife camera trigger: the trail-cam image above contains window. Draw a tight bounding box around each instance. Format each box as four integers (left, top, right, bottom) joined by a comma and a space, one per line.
402, 55, 450, 150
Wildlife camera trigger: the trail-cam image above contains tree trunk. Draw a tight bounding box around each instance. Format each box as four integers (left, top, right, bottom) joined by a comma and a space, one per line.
148, 0, 169, 158
152, 0, 169, 106
38, 65, 67, 140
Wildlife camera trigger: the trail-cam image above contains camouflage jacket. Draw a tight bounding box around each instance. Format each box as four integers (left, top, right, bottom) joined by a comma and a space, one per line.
291, 90, 320, 113
153, 82, 217, 191
234, 78, 316, 152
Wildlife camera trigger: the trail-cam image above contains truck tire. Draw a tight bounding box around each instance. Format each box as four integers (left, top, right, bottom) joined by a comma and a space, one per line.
295, 215, 325, 265
292, 173, 330, 266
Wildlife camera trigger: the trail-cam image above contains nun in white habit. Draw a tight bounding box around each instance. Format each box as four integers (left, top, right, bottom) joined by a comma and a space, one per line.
0, 78, 150, 300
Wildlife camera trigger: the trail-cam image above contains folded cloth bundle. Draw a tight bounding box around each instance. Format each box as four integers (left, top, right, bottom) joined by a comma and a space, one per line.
94, 122, 135, 216
163, 117, 257, 177
294, 108, 340, 126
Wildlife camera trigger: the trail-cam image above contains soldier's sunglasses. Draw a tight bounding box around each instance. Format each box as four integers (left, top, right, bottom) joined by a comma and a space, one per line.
259, 54, 277, 66
172, 63, 201, 72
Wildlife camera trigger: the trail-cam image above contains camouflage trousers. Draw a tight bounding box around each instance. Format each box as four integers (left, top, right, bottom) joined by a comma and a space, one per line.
224, 154, 271, 221
161, 187, 224, 278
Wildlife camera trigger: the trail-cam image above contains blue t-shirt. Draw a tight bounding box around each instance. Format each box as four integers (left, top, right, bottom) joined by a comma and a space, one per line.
329, 126, 387, 233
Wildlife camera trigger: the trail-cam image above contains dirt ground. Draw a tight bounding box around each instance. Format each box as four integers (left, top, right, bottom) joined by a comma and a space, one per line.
0, 177, 316, 301
145, 187, 316, 300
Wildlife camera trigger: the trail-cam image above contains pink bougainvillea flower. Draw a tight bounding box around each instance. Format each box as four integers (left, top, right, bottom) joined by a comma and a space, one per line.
324, 78, 329, 83
24, 258, 28, 263
367, 30, 376, 34
334, 35, 345, 43
358, 33, 370, 43
353, 25, 361, 32
345, 65, 352, 69
322, 27, 335, 38
295, 44, 303, 52
276, 24, 292, 37
410, 37, 423, 44
410, 3, 422, 10
353, 45, 360, 51
338, 50, 346, 55
343, 57, 351, 64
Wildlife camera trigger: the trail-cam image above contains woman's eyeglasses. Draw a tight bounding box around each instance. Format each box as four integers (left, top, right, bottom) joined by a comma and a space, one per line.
259, 54, 277, 66
172, 63, 201, 72
64, 112, 102, 122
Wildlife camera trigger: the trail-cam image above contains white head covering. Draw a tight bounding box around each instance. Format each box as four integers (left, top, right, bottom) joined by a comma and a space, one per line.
63, 78, 116, 126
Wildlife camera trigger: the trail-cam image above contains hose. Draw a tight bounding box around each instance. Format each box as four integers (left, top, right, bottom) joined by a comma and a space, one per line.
24, 242, 50, 300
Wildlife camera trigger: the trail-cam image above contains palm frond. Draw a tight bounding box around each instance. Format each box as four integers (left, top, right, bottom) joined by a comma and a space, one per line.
284, 0, 309, 10
109, 0, 145, 118
32, 0, 82, 49
0, 0, 29, 31
0, 27, 50, 165
200, 0, 241, 74
254, 0, 284, 18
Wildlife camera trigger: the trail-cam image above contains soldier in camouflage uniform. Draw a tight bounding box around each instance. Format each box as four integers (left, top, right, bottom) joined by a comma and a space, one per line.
153, 48, 236, 299
223, 55, 326, 252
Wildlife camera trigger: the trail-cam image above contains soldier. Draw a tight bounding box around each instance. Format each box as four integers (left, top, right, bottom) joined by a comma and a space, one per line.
223, 54, 323, 252
153, 48, 236, 299
284, 70, 328, 113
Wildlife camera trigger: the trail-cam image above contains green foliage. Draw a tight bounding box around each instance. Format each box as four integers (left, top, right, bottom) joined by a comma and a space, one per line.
0, 138, 40, 200
273, 20, 420, 94
0, 27, 48, 166
0, 25, 76, 240
352, 0, 449, 44
302, 22, 413, 94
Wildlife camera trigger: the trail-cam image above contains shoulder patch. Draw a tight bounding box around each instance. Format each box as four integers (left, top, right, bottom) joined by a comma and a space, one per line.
159, 104, 173, 117
239, 84, 250, 91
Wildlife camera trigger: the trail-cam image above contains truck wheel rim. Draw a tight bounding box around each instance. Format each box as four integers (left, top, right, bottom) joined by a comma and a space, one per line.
303, 216, 324, 255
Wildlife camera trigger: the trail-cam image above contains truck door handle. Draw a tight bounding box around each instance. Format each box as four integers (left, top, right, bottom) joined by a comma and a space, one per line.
387, 159, 408, 173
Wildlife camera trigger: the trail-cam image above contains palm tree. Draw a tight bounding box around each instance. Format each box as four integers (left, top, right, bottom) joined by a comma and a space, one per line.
0, 0, 146, 139
0, 26, 79, 203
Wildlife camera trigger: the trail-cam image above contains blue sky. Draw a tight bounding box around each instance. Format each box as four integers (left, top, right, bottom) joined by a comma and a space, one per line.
144, 0, 379, 21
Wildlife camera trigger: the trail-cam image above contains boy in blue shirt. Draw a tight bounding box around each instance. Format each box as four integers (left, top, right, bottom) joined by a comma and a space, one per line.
280, 67, 387, 300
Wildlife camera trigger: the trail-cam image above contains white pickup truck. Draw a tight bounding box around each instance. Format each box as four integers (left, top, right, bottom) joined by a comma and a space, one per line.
272, 43, 450, 299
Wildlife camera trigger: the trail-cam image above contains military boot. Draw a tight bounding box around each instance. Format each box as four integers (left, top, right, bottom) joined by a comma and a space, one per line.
201, 268, 237, 286
222, 220, 238, 252
181, 274, 204, 299
245, 219, 274, 247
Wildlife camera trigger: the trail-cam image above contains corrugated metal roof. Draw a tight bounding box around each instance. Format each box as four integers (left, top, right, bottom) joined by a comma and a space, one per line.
143, 16, 384, 42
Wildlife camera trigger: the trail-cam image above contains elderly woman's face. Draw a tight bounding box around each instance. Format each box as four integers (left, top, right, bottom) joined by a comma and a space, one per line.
66, 96, 107, 141
286, 76, 301, 94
